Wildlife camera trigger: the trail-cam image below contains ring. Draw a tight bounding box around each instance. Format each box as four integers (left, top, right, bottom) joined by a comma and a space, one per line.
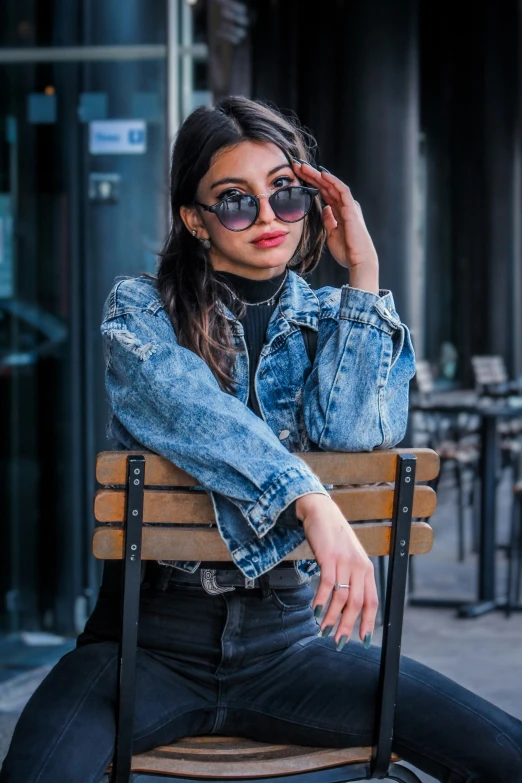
334, 583, 350, 591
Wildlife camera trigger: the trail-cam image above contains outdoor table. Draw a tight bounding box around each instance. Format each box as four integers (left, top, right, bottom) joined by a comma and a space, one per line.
409, 391, 522, 617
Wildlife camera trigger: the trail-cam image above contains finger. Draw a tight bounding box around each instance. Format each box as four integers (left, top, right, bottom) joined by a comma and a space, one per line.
359, 562, 379, 645
313, 565, 337, 627
293, 162, 347, 207
333, 572, 365, 646
317, 571, 352, 636
291, 162, 340, 216
293, 162, 338, 196
319, 169, 359, 209
322, 204, 338, 235
291, 160, 317, 185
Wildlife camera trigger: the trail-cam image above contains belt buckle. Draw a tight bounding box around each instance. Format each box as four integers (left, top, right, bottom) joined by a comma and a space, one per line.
201, 568, 235, 594
245, 577, 256, 589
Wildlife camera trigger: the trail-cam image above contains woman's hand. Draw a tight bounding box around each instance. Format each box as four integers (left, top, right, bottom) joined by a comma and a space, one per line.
292, 160, 379, 293
295, 493, 378, 650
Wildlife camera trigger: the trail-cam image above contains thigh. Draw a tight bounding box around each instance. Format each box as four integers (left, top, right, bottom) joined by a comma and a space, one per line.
0, 641, 216, 783
225, 636, 522, 783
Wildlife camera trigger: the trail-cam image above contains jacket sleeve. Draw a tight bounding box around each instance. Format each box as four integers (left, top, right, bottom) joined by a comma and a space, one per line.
101, 282, 329, 540
303, 285, 416, 451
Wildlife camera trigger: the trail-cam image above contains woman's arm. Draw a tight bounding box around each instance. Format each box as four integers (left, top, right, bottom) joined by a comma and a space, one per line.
292, 160, 415, 451
101, 278, 329, 540
303, 285, 415, 451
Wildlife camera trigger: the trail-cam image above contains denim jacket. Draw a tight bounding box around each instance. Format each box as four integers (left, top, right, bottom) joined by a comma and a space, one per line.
100, 270, 415, 581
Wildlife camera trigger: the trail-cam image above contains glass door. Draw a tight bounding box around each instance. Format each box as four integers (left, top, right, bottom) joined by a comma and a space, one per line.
0, 5, 170, 633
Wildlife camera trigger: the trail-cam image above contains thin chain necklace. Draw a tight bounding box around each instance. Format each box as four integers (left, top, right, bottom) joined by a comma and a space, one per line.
217, 269, 288, 307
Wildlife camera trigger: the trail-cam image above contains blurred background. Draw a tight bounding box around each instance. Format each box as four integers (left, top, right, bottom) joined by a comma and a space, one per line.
1, 0, 522, 665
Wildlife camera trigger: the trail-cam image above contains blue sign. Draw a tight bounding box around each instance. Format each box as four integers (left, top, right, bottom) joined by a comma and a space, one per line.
89, 120, 147, 155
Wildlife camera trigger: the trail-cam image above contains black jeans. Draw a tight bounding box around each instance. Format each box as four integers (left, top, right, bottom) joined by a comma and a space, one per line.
1, 577, 521, 783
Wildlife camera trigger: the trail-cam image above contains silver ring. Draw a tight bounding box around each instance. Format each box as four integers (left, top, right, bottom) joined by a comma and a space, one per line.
334, 583, 350, 591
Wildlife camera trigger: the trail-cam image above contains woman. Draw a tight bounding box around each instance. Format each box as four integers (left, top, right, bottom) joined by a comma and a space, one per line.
1, 97, 521, 783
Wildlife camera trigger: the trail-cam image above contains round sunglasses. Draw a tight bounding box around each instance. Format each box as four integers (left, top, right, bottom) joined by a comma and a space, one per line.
195, 185, 319, 232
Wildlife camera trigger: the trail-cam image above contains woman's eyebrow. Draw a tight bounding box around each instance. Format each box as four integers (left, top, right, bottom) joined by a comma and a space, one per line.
210, 163, 291, 190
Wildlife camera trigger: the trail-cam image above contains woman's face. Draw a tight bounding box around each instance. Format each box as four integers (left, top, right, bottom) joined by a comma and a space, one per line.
182, 140, 305, 279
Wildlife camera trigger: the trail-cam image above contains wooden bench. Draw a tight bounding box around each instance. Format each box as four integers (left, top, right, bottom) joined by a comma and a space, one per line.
94, 448, 439, 783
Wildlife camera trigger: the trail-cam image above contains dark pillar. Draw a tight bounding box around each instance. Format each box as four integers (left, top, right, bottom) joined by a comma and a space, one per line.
336, 0, 419, 329
484, 2, 520, 375
251, 0, 419, 329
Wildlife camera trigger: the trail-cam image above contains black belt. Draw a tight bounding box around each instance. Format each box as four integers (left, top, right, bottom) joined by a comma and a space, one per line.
168, 565, 306, 590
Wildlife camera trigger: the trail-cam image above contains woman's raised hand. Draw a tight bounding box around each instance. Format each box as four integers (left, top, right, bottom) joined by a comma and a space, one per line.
295, 493, 378, 651
292, 160, 379, 292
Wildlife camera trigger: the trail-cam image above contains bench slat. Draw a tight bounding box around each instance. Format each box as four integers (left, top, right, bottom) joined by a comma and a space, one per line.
94, 485, 436, 524
96, 448, 440, 487
93, 520, 434, 560
125, 735, 400, 778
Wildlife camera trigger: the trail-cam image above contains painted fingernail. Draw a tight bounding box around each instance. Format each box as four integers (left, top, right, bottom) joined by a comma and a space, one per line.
313, 605, 324, 619
363, 632, 372, 649
292, 157, 302, 165
318, 166, 331, 174
336, 635, 348, 652
297, 158, 310, 166
320, 625, 333, 638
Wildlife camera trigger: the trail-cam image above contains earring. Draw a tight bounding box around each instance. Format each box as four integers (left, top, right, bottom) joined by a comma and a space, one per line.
200, 238, 211, 250
192, 230, 197, 237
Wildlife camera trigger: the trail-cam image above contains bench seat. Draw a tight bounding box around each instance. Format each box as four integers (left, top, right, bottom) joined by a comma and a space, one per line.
122, 736, 400, 778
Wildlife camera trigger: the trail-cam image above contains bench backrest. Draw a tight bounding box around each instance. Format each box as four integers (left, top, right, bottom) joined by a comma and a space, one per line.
93, 448, 439, 562
472, 354, 508, 388
93, 448, 439, 783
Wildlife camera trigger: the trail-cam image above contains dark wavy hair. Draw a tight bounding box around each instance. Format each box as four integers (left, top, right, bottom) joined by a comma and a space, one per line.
157, 96, 326, 393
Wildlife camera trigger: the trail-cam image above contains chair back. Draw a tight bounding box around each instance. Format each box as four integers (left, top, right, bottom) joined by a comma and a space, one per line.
94, 449, 439, 562
93, 448, 440, 783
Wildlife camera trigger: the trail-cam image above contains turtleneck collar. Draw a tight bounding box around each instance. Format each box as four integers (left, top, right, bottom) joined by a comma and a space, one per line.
215, 268, 288, 305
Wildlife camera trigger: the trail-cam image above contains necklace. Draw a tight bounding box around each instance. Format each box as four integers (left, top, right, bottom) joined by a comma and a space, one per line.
217, 269, 288, 307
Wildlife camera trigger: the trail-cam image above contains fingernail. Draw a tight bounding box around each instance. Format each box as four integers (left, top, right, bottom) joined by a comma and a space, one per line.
292, 157, 302, 166
320, 625, 333, 638
297, 158, 310, 166
318, 166, 331, 174
363, 632, 372, 649
313, 605, 324, 619
336, 635, 348, 652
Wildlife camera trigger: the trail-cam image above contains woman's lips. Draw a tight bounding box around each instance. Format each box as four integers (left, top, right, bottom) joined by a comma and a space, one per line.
251, 233, 288, 248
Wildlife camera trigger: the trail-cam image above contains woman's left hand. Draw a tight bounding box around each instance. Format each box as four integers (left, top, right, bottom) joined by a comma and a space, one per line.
292, 160, 379, 273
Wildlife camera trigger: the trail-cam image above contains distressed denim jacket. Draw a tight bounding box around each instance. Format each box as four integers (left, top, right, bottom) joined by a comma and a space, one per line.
100, 270, 415, 581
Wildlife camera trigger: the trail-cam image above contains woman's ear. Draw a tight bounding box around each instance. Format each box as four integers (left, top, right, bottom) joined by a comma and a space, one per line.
180, 205, 206, 238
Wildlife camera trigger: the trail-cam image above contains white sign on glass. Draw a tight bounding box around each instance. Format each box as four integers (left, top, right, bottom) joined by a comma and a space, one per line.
89, 120, 147, 155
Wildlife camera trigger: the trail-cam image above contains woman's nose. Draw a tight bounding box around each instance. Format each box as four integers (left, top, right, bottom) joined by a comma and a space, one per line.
256, 194, 277, 223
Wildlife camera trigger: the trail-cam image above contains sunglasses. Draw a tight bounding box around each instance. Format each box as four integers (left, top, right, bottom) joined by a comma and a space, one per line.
195, 185, 319, 232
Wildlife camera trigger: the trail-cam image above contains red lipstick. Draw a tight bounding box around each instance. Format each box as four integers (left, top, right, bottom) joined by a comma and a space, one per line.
251, 231, 288, 248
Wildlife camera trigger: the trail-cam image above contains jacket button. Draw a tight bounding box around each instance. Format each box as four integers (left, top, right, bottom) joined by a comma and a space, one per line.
382, 307, 391, 318
279, 429, 290, 440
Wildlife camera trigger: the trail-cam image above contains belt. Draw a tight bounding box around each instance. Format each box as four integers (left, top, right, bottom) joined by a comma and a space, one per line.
168, 565, 306, 594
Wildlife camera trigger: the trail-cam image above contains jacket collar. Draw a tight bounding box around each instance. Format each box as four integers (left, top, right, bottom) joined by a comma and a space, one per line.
217, 270, 320, 332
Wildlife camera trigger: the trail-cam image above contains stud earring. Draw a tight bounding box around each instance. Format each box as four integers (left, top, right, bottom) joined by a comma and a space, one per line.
192, 230, 197, 237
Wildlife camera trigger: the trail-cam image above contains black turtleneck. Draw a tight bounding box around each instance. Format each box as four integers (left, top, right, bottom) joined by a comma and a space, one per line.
214, 268, 300, 530
215, 268, 287, 418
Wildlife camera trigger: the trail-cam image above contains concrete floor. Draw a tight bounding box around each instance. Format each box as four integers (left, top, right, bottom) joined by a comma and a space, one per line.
0, 464, 521, 782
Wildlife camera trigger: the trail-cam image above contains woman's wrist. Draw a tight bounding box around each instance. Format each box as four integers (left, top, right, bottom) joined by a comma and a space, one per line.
348, 264, 380, 295
295, 492, 334, 522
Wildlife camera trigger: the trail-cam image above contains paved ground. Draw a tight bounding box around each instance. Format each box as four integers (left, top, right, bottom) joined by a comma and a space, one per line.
0, 464, 521, 782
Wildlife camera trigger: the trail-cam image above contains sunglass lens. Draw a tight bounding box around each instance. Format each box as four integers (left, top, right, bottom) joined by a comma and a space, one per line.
215, 195, 257, 230
272, 187, 313, 223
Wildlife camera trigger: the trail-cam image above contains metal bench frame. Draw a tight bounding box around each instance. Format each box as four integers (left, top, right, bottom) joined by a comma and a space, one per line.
109, 453, 422, 783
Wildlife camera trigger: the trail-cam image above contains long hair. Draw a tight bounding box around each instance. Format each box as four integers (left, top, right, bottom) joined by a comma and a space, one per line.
157, 96, 326, 393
